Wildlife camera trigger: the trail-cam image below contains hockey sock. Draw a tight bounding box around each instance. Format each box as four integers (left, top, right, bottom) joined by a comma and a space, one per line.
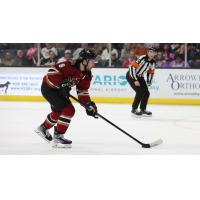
43, 111, 61, 129
56, 104, 75, 133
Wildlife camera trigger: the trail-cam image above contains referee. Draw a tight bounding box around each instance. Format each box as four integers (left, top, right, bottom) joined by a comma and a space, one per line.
126, 46, 157, 117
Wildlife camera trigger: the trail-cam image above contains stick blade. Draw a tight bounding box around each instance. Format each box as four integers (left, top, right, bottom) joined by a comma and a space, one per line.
149, 139, 163, 148
142, 139, 163, 148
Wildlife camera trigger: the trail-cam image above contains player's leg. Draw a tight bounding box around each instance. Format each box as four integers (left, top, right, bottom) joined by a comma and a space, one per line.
139, 79, 152, 116
35, 82, 68, 142
43, 111, 61, 130
53, 103, 75, 148
36, 109, 62, 142
131, 88, 144, 115
126, 73, 143, 116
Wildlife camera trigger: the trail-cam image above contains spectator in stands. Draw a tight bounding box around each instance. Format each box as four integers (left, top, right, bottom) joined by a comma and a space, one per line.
120, 43, 132, 61
26, 44, 38, 66
73, 43, 88, 60
122, 49, 136, 68
101, 44, 118, 67
55, 43, 66, 58
154, 43, 161, 51
187, 44, 198, 61
1, 52, 15, 67
41, 43, 58, 59
64, 49, 72, 61
169, 54, 185, 68
58, 49, 72, 62
163, 44, 176, 59
134, 43, 147, 57
175, 44, 185, 60
170, 43, 180, 52
110, 52, 121, 67
14, 50, 27, 66
40, 50, 57, 67
101, 45, 109, 62
162, 43, 175, 67
188, 55, 200, 68
94, 43, 102, 52
93, 44, 104, 67
156, 51, 169, 67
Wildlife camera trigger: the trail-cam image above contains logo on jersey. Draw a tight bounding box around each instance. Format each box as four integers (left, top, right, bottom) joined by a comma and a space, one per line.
58, 63, 65, 68
63, 77, 81, 88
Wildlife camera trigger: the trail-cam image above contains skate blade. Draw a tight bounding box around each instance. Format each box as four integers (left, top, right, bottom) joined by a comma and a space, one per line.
34, 129, 51, 143
131, 114, 142, 118
141, 114, 152, 117
52, 142, 72, 148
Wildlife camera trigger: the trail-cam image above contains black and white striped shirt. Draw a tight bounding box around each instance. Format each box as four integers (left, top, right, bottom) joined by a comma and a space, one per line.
128, 55, 156, 84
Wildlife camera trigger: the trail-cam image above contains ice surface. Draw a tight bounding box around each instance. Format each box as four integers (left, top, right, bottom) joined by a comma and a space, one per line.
0, 101, 200, 154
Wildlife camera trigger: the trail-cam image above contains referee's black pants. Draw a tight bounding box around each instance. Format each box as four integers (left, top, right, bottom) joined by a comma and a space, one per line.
126, 73, 150, 110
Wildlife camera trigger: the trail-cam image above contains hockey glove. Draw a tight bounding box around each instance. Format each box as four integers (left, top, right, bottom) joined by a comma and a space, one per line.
85, 101, 98, 118
59, 80, 71, 97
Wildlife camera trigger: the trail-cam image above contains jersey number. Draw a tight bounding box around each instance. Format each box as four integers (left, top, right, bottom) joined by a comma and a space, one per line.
58, 63, 65, 68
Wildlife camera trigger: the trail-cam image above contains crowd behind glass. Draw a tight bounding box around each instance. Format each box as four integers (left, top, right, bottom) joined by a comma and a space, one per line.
0, 43, 199, 68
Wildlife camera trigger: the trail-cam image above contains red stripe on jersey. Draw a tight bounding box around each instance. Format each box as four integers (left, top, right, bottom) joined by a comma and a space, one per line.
147, 70, 155, 74
43, 75, 59, 89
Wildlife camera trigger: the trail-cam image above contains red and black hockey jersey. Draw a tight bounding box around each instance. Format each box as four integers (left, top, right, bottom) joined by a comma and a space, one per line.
43, 60, 92, 103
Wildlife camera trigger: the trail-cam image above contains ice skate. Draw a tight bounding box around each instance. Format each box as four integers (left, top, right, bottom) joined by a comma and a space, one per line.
140, 109, 152, 117
131, 109, 142, 118
35, 124, 53, 142
52, 132, 72, 148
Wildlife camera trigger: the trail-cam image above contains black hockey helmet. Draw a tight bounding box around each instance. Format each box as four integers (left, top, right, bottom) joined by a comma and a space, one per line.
147, 46, 157, 52
79, 49, 97, 60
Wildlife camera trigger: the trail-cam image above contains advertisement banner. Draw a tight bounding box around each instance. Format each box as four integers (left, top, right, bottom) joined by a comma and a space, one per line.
0, 67, 200, 101
0, 68, 46, 96
91, 68, 200, 99
155, 69, 200, 99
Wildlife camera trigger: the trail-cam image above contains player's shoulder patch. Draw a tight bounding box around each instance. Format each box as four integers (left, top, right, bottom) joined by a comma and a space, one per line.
58, 63, 66, 68
56, 60, 69, 69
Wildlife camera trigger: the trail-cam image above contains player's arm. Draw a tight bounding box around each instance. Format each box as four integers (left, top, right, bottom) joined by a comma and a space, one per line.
129, 61, 138, 80
129, 56, 144, 86
76, 73, 97, 118
76, 75, 91, 103
147, 63, 156, 86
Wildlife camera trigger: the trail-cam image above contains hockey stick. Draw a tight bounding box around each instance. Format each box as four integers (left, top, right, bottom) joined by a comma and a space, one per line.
69, 94, 163, 148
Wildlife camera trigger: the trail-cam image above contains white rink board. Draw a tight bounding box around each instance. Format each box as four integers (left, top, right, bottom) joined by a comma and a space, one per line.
0, 67, 200, 99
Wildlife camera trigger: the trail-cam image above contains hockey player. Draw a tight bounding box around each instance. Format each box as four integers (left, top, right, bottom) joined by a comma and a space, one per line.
35, 49, 97, 147
126, 46, 157, 117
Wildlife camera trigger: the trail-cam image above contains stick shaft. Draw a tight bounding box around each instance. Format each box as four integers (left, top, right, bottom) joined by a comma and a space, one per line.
69, 95, 144, 146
